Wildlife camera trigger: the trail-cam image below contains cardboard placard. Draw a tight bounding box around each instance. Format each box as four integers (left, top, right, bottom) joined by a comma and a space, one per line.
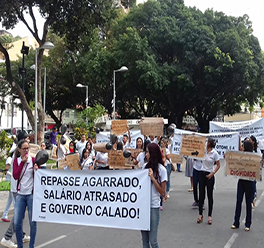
170, 153, 183, 164
66, 153, 80, 170
140, 117, 164, 136
111, 120, 128, 136
180, 135, 206, 159
28, 143, 40, 158
108, 150, 126, 168
225, 150, 262, 181
125, 149, 143, 167
58, 158, 68, 170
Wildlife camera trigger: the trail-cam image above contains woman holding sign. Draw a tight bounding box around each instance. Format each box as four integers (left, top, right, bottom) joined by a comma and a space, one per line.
141, 143, 167, 248
197, 138, 220, 225
13, 140, 40, 248
231, 139, 255, 231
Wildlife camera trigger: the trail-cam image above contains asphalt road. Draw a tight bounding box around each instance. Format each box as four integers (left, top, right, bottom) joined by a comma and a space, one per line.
0, 160, 263, 248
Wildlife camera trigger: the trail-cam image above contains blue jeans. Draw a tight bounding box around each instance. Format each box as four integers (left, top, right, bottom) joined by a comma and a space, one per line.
193, 168, 200, 203
234, 179, 254, 228
2, 191, 14, 219
166, 164, 172, 194
141, 208, 160, 248
177, 163, 181, 171
14, 194, 37, 248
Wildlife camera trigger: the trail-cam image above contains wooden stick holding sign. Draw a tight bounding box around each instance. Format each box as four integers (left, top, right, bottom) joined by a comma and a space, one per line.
111, 120, 128, 136
140, 117, 164, 136
225, 150, 262, 181
180, 134, 206, 159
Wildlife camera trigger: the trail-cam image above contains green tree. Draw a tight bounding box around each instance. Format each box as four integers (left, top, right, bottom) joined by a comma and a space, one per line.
0, 0, 115, 142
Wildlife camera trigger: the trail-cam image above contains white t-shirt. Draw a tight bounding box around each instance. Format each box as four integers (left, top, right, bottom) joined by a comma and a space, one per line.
95, 152, 108, 168
142, 163, 167, 208
81, 157, 93, 170
136, 152, 147, 168
193, 159, 203, 171
57, 145, 66, 160
76, 140, 86, 157
16, 156, 34, 195
201, 149, 219, 172
5, 157, 12, 181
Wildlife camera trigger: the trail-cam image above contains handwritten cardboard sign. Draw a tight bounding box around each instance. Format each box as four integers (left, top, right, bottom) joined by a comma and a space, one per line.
125, 149, 143, 167
58, 158, 68, 170
29, 143, 40, 158
140, 117, 164, 136
180, 135, 206, 159
108, 150, 125, 167
225, 150, 262, 181
66, 153, 80, 170
170, 153, 183, 164
111, 120, 128, 136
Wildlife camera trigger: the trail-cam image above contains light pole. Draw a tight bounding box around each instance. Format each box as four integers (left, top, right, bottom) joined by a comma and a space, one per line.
76, 83, 88, 108
34, 41, 54, 144
20, 41, 29, 131
76, 83, 88, 123
113, 66, 128, 120
31, 65, 47, 113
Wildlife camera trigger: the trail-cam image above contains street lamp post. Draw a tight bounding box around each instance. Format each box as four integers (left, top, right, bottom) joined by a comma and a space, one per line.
20, 41, 29, 131
76, 83, 88, 108
76, 84, 89, 123
34, 42, 54, 144
113, 66, 128, 120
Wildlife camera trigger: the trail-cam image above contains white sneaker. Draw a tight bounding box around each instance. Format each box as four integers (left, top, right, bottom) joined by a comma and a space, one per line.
23, 234, 30, 243
0, 237, 17, 248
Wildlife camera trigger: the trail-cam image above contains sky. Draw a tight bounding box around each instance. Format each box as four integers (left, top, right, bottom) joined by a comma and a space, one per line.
1, 0, 264, 49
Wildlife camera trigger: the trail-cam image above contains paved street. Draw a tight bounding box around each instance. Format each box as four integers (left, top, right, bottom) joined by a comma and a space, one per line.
0, 160, 263, 248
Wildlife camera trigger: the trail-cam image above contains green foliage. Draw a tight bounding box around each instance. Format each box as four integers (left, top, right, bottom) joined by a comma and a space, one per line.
74, 104, 107, 139
0, 131, 13, 159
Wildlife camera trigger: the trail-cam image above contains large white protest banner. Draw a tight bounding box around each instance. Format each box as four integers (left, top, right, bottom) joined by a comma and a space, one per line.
96, 130, 144, 149
207, 132, 239, 158
33, 169, 150, 231
172, 129, 239, 159
209, 118, 264, 140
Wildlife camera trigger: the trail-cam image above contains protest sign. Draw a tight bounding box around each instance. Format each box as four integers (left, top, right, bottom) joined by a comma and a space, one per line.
96, 131, 144, 149
180, 134, 206, 159
210, 118, 264, 140
111, 120, 128, 136
172, 129, 239, 159
207, 132, 239, 159
108, 150, 128, 169
225, 150, 262, 181
140, 117, 164, 136
29, 143, 40, 158
66, 153, 80, 170
33, 169, 151, 230
124, 149, 143, 167
58, 158, 68, 170
170, 153, 183, 164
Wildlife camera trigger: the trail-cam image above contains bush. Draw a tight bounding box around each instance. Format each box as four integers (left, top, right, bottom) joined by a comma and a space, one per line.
0, 131, 13, 159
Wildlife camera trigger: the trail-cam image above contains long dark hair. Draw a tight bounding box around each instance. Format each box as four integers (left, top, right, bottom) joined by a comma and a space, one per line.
136, 137, 143, 149
145, 143, 164, 182
143, 139, 151, 152
207, 138, 216, 148
81, 148, 90, 163
85, 141, 93, 153
69, 141, 76, 153
244, 140, 253, 152
250, 135, 258, 152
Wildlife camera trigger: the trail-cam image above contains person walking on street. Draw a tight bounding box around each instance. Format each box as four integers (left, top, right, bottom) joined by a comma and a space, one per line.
13, 140, 40, 248
197, 138, 220, 225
